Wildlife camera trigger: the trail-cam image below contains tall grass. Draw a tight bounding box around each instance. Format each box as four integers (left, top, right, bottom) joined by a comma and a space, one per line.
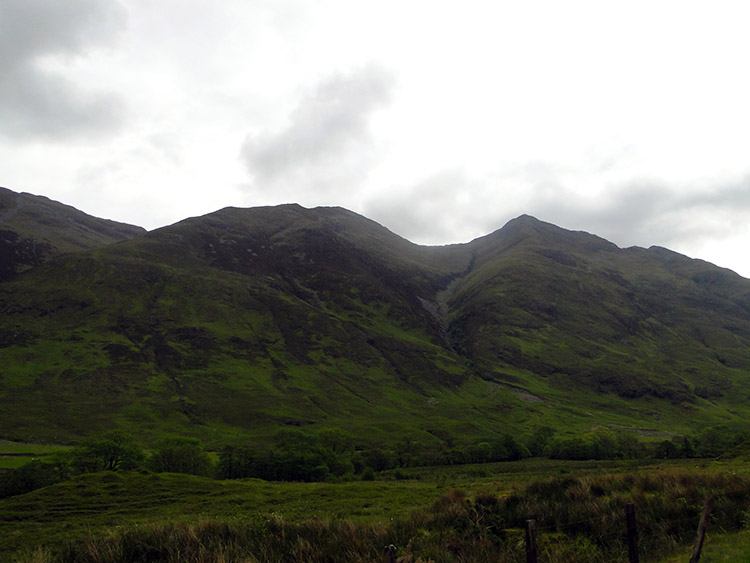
20, 469, 750, 562
28, 518, 399, 563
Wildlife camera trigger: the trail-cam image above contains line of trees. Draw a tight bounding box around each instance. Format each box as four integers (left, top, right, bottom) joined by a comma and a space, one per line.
543, 424, 750, 461
0, 431, 211, 499
2, 423, 749, 499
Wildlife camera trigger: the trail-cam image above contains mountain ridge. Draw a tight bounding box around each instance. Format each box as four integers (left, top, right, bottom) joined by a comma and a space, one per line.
0, 186, 146, 280
1, 187, 750, 447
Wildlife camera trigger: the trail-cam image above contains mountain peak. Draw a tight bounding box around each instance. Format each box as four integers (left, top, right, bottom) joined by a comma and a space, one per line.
507, 213, 541, 224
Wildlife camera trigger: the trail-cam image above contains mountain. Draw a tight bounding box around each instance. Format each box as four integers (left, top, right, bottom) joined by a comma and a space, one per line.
0, 187, 145, 280
449, 215, 750, 405
1, 191, 750, 447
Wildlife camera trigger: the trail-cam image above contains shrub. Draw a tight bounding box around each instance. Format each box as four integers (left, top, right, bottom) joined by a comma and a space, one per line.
0, 459, 64, 499
147, 437, 212, 476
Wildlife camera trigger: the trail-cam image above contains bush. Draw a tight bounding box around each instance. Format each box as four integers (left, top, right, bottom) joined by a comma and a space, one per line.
0, 459, 65, 498
147, 437, 212, 476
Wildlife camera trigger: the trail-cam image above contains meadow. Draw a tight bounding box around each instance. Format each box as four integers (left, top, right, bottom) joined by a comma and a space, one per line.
4, 456, 750, 562
0, 440, 72, 471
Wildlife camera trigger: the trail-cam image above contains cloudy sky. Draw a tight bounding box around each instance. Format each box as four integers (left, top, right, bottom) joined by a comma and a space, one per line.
3, 1, 750, 277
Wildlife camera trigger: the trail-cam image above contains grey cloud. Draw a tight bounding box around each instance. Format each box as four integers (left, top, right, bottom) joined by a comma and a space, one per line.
528, 182, 672, 244
363, 170, 502, 245
362, 165, 750, 265
0, 0, 127, 140
240, 64, 395, 196
525, 177, 750, 252
685, 181, 750, 210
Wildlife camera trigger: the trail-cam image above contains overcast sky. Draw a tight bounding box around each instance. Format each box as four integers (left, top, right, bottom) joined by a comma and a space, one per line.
3, 1, 750, 277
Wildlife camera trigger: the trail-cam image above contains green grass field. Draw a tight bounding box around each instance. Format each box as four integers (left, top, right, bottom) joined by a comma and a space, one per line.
0, 440, 72, 470
5, 457, 750, 561
663, 527, 750, 562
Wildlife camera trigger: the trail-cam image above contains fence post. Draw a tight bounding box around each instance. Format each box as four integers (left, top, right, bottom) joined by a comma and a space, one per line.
625, 503, 639, 563
525, 519, 538, 563
690, 494, 715, 563
383, 544, 396, 563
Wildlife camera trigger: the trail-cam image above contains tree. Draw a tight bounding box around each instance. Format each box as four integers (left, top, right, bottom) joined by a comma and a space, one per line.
680, 435, 696, 458
614, 430, 642, 459
217, 445, 256, 479
363, 448, 396, 471
70, 430, 144, 473
317, 428, 354, 456
587, 428, 619, 459
546, 437, 591, 460
696, 425, 736, 458
395, 436, 418, 467
444, 447, 468, 465
526, 426, 556, 457
501, 434, 530, 461
467, 442, 492, 463
274, 428, 318, 454
148, 437, 212, 476
654, 439, 679, 459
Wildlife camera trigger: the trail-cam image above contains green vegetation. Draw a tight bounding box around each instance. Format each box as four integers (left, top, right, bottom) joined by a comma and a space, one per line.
0, 440, 72, 471
69, 431, 145, 473
0, 186, 144, 280
5, 197, 750, 559
5, 459, 750, 561
148, 436, 213, 476
1, 468, 439, 558
4, 422, 746, 505
3, 206, 750, 449
664, 528, 750, 562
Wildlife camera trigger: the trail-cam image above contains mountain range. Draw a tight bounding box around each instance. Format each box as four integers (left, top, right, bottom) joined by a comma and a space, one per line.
2, 186, 749, 447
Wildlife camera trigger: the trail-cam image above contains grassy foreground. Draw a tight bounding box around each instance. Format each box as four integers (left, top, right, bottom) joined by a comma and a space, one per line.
4, 458, 750, 561
663, 528, 750, 562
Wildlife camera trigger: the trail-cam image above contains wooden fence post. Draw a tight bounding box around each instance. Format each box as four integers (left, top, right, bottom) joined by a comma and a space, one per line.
525, 519, 538, 563
690, 494, 715, 563
625, 503, 639, 563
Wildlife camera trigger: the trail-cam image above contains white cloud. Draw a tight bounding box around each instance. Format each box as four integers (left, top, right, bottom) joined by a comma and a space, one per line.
0, 0, 127, 140
3, 0, 750, 277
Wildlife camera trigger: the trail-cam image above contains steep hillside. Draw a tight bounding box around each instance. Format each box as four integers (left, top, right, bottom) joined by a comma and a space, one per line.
0, 205, 477, 445
446, 216, 750, 426
0, 187, 145, 280
1, 203, 750, 447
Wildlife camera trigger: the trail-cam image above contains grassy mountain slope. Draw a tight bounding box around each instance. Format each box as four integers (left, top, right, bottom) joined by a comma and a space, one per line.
0, 205, 481, 445
1, 203, 750, 447
446, 215, 750, 430
0, 187, 145, 280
